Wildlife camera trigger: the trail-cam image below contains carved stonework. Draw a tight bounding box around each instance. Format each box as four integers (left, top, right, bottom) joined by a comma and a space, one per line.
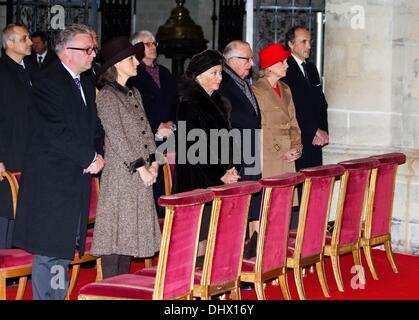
10, 0, 91, 47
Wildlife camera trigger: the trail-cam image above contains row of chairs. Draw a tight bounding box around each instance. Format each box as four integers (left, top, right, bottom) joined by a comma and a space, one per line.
76, 152, 406, 300
0, 173, 102, 300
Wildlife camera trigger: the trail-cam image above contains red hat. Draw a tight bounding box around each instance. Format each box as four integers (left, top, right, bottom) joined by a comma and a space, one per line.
258, 43, 291, 70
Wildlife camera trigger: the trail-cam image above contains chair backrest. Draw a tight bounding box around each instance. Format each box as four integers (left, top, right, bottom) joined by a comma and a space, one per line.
154, 189, 214, 300
257, 172, 305, 273
88, 175, 100, 223
296, 165, 345, 258
366, 153, 406, 238
163, 152, 176, 196
202, 181, 261, 286
333, 158, 381, 246
1, 171, 19, 218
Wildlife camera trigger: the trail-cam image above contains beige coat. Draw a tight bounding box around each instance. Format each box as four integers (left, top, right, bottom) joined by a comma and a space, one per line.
253, 77, 302, 179
91, 84, 161, 258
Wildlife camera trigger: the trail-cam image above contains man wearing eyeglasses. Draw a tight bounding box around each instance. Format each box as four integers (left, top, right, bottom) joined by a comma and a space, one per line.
219, 40, 262, 261
13, 24, 105, 300
0, 24, 33, 249
129, 30, 177, 217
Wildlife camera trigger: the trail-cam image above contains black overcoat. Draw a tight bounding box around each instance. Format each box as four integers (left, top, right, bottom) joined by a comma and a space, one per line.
129, 63, 177, 135
173, 80, 237, 193
282, 56, 328, 170
13, 60, 104, 259
218, 68, 262, 221
0, 55, 32, 219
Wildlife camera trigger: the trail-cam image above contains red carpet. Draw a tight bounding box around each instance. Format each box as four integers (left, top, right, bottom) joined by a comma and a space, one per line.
5, 248, 419, 300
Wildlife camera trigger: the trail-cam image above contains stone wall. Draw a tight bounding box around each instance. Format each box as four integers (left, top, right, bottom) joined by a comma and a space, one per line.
324, 0, 419, 254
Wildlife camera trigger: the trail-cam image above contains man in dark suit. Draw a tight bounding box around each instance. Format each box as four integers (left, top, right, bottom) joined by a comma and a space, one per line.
282, 26, 329, 229
13, 24, 105, 300
282, 26, 329, 171
219, 40, 261, 253
25, 31, 58, 72
0, 24, 33, 248
129, 30, 177, 217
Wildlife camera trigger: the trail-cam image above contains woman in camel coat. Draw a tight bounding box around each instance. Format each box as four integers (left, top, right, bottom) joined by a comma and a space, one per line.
90, 37, 161, 278
253, 44, 302, 191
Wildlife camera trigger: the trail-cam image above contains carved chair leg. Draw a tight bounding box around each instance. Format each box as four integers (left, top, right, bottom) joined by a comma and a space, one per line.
278, 273, 291, 300
294, 267, 306, 300
16, 276, 28, 300
352, 249, 366, 285
316, 260, 331, 297
384, 239, 399, 273
331, 254, 344, 292
66, 264, 80, 300
0, 277, 6, 300
363, 245, 379, 280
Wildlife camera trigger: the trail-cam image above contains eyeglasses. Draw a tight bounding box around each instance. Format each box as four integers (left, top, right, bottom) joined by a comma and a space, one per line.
66, 46, 98, 55
232, 56, 254, 63
143, 41, 158, 48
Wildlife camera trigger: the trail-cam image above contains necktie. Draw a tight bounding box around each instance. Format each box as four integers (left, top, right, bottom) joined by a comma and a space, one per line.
74, 77, 86, 105
301, 62, 310, 86
38, 55, 43, 68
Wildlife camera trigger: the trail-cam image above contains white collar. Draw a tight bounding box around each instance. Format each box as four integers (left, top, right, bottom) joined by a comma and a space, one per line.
37, 50, 48, 60
61, 62, 79, 79
291, 54, 305, 66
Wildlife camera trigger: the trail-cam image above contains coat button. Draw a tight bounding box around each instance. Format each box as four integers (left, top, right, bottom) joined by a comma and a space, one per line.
142, 130, 146, 134
140, 116, 144, 120
134, 105, 139, 108
128, 91, 133, 96
144, 144, 148, 149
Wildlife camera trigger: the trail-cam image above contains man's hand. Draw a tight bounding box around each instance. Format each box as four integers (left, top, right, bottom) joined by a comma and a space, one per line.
156, 121, 174, 139
312, 129, 329, 146
84, 154, 105, 175
220, 167, 241, 184
0, 162, 6, 181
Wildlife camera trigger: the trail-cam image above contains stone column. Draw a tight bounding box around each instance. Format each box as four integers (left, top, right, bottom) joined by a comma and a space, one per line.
324, 0, 419, 254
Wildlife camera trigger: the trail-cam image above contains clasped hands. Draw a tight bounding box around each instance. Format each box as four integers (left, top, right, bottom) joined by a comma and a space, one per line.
83, 154, 105, 175
220, 167, 241, 184
137, 162, 158, 187
312, 129, 329, 146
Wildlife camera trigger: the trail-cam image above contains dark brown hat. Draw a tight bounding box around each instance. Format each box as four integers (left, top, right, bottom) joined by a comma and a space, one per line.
186, 49, 224, 79
99, 36, 145, 75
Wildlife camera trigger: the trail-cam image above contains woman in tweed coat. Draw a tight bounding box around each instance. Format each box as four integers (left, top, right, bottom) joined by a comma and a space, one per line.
91, 37, 161, 278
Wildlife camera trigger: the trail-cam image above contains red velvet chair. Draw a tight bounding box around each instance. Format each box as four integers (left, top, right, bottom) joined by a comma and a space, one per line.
78, 189, 215, 300
192, 181, 262, 300
324, 158, 380, 291
0, 171, 32, 300
361, 152, 406, 280
287, 164, 345, 300
241, 172, 305, 300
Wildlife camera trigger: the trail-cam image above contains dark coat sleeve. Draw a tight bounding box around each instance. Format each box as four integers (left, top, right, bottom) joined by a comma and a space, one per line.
32, 77, 96, 168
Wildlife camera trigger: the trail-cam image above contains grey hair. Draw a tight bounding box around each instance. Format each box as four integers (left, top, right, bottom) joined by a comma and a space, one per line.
130, 30, 155, 45
223, 40, 251, 61
2, 24, 27, 49
55, 24, 93, 54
